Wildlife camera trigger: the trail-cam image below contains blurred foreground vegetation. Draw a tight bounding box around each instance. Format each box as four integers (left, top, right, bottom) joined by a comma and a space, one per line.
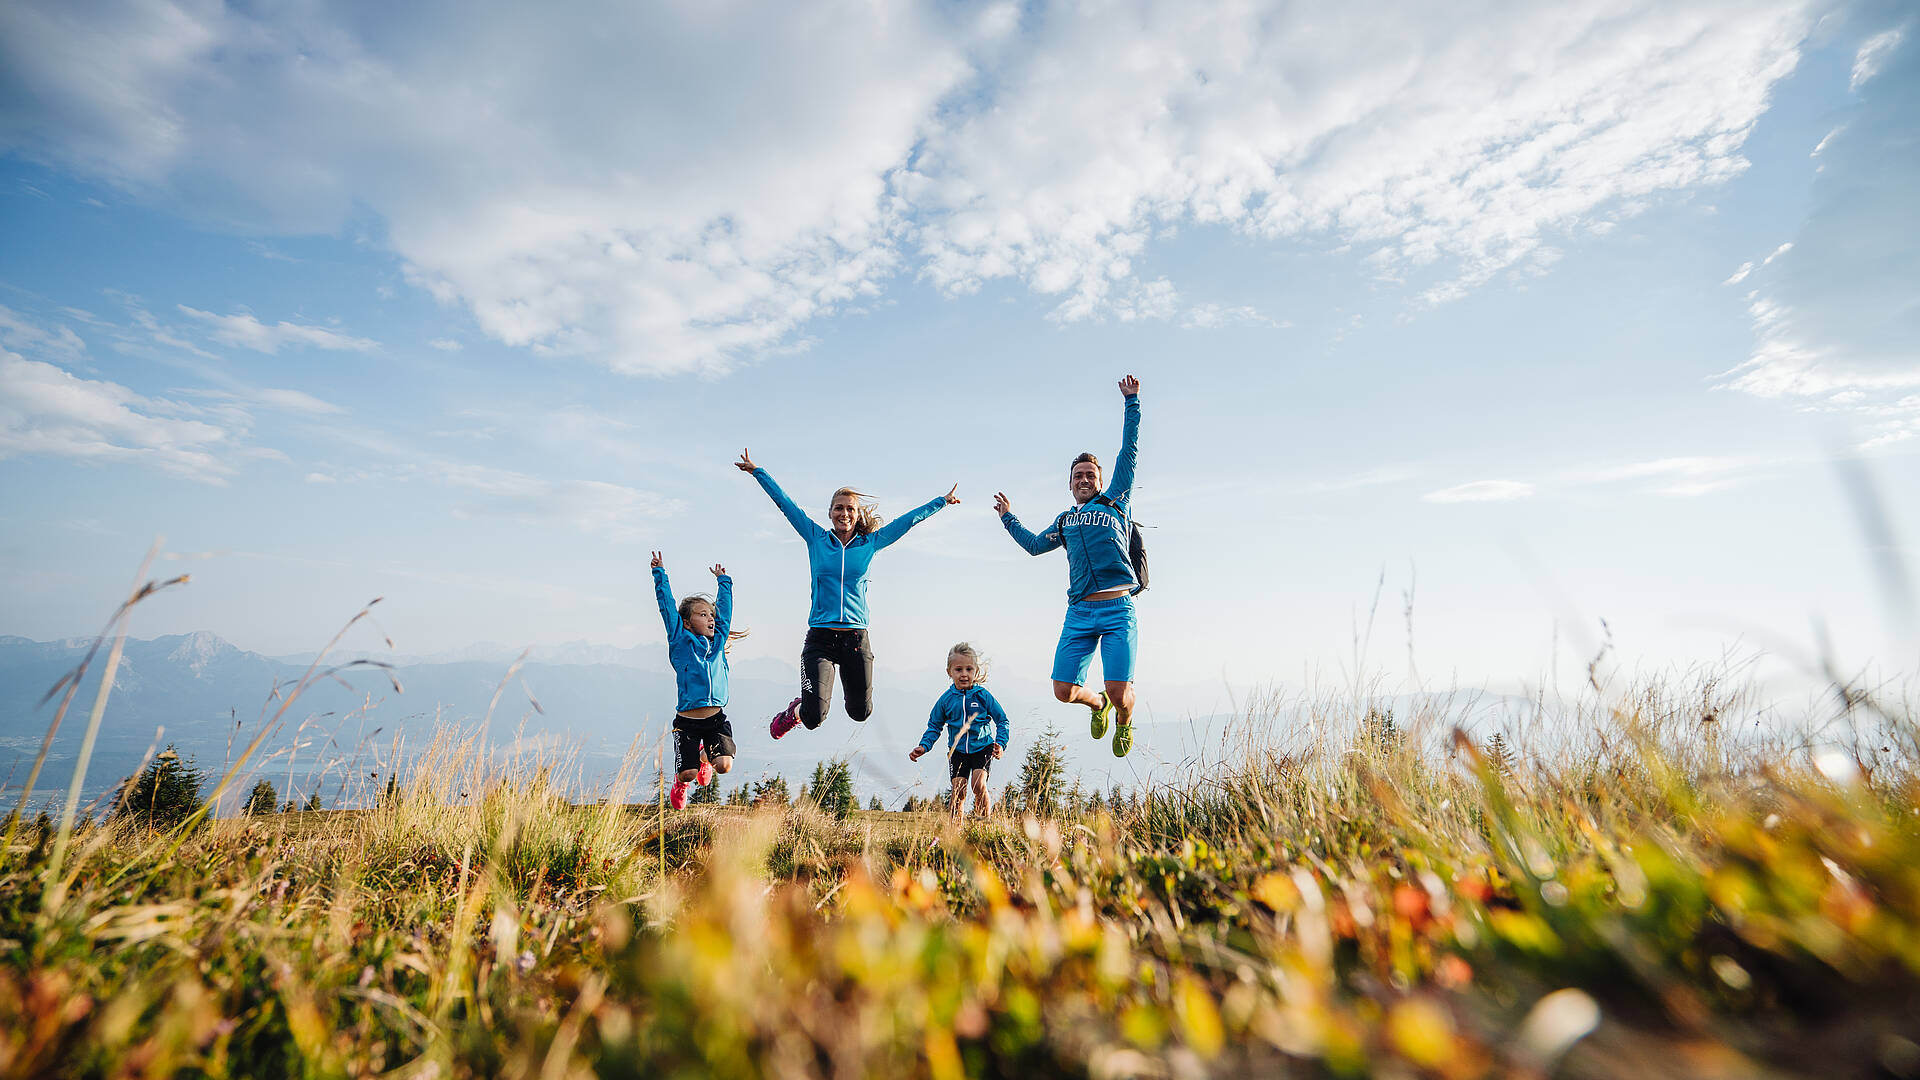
4, 669, 1920, 1079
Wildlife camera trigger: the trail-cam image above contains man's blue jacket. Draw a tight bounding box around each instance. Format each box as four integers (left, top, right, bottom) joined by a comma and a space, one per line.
999, 393, 1140, 601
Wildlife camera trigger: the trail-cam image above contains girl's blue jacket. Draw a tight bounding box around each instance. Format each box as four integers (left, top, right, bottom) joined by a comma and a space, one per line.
916, 685, 1011, 756
1000, 393, 1141, 602
752, 468, 948, 629
654, 566, 732, 713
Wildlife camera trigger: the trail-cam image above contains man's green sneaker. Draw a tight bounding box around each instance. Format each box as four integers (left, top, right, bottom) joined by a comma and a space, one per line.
1111, 720, 1133, 758
1089, 691, 1113, 739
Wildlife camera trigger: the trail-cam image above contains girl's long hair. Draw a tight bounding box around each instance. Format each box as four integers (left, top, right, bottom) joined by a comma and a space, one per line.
678, 595, 749, 644
831, 487, 885, 536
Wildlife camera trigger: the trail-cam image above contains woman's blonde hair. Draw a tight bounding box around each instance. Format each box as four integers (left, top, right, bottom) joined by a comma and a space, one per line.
830, 487, 886, 536
677, 594, 749, 643
946, 641, 988, 682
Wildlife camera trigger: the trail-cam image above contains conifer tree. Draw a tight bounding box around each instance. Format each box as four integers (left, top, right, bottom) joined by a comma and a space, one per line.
1013, 725, 1068, 818
805, 760, 855, 820
751, 775, 790, 807
111, 747, 207, 830
244, 779, 278, 816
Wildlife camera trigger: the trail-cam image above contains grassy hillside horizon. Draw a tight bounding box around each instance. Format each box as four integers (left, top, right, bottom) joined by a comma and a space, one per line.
4, 618, 1918, 1078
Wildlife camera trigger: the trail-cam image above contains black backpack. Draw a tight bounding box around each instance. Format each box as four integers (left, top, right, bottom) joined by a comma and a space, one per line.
1093, 494, 1149, 595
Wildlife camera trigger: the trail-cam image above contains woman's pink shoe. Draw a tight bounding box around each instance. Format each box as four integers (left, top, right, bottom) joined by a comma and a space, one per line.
669, 779, 690, 809
769, 697, 803, 739
696, 758, 715, 786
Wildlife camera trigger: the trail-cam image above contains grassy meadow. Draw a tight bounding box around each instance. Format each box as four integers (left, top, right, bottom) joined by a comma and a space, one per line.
4, 592, 1920, 1077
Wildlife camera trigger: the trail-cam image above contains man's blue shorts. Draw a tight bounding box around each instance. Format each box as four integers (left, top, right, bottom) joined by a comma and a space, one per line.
1051, 595, 1137, 686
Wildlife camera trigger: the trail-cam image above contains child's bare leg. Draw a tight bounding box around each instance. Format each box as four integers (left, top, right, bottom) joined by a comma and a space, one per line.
1104, 681, 1137, 725
712, 755, 733, 774
677, 768, 699, 784
971, 769, 992, 817
948, 776, 967, 817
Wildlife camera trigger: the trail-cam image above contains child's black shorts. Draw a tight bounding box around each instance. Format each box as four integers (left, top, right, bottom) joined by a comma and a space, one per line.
674, 712, 735, 774
949, 745, 993, 781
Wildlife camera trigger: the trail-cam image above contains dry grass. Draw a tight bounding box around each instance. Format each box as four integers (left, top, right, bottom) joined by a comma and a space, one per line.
4, 572, 1920, 1077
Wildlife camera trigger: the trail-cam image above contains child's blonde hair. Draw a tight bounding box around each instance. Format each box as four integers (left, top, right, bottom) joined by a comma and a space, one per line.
831, 487, 886, 536
946, 641, 988, 681
677, 594, 750, 642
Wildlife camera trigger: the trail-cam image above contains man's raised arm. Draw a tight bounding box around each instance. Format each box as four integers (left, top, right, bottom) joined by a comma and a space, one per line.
1106, 375, 1141, 502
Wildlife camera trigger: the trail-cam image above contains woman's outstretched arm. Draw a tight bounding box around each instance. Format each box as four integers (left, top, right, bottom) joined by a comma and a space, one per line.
870, 483, 959, 551
737, 448, 823, 539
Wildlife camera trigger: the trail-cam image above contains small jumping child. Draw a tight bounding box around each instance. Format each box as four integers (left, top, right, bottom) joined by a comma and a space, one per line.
652, 552, 742, 810
909, 642, 1010, 818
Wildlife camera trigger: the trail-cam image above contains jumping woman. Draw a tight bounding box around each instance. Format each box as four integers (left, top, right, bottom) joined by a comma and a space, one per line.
736, 449, 959, 737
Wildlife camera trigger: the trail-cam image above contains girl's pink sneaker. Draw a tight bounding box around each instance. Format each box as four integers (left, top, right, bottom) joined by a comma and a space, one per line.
669, 779, 691, 809
696, 758, 715, 786
769, 697, 803, 739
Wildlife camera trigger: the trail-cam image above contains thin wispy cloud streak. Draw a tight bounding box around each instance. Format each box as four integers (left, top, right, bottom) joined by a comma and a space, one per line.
178, 307, 378, 354
1422, 480, 1534, 504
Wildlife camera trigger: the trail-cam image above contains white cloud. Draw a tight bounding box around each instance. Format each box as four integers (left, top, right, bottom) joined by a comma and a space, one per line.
1719, 22, 1920, 449
177, 306, 378, 354
0, 0, 1817, 368
1583, 455, 1752, 496
1422, 480, 1534, 503
907, 0, 1815, 319
184, 386, 345, 415
1852, 26, 1906, 90
0, 0, 986, 375
0, 304, 88, 364
0, 304, 339, 480
428, 338, 462, 352
1724, 241, 1795, 285
1182, 303, 1277, 330
0, 320, 234, 482
249, 388, 343, 414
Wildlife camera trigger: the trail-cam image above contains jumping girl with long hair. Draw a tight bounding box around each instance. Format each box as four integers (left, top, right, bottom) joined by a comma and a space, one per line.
735, 448, 959, 738
651, 552, 746, 809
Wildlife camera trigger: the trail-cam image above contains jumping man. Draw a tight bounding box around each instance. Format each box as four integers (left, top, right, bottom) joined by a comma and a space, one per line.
993, 375, 1142, 757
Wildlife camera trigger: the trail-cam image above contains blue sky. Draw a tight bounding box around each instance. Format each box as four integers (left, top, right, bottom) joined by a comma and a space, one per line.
2, 0, 1916, 743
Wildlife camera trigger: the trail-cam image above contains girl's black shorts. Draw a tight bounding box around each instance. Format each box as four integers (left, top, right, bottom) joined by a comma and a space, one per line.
949, 745, 993, 781
674, 711, 735, 773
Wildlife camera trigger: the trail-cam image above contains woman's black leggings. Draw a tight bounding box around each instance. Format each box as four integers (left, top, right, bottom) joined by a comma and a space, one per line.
798, 627, 872, 729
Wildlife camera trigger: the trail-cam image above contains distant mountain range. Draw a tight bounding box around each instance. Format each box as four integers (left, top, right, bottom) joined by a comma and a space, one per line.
267, 639, 668, 671
0, 631, 945, 815
2, 632, 1542, 818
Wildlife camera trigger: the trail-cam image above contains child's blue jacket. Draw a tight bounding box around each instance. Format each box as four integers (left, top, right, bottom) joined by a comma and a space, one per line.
916, 685, 1011, 756
654, 566, 732, 713
999, 393, 1141, 602
752, 468, 947, 629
